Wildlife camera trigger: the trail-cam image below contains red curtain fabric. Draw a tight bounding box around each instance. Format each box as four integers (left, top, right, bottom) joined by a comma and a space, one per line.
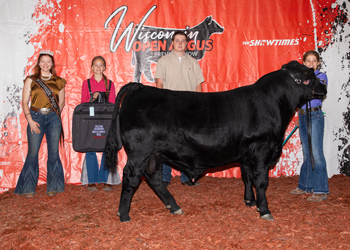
0, 0, 336, 191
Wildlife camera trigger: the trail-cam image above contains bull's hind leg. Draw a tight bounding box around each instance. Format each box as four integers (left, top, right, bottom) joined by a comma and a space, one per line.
143, 159, 183, 215
117, 161, 145, 222
254, 165, 273, 221
240, 164, 256, 207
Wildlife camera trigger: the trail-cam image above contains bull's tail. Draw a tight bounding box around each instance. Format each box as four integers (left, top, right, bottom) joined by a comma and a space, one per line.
104, 82, 145, 171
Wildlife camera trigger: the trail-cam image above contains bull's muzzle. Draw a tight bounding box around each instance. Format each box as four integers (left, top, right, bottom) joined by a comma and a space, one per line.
312, 84, 327, 99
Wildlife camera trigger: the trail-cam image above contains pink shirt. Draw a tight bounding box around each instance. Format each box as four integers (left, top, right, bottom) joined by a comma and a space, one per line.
81, 75, 116, 104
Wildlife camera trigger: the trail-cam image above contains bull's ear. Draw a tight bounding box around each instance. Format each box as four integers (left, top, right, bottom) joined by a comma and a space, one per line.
206, 16, 213, 24
288, 60, 301, 68
290, 60, 300, 66
281, 60, 299, 70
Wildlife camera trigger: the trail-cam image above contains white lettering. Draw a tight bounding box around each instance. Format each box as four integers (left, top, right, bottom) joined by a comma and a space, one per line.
281, 39, 290, 45
266, 40, 275, 46
137, 29, 174, 43
186, 51, 199, 57
104, 5, 157, 52
244, 39, 300, 47
92, 125, 106, 135
254, 40, 261, 46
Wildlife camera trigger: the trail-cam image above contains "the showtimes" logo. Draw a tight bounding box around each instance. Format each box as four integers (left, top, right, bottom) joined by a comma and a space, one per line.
243, 39, 300, 46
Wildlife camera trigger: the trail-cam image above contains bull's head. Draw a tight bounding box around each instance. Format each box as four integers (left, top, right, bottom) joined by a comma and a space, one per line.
281, 60, 328, 171
281, 60, 327, 103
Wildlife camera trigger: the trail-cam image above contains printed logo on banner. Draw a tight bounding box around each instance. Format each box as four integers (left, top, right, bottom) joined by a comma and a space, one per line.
242, 39, 300, 46
105, 5, 224, 82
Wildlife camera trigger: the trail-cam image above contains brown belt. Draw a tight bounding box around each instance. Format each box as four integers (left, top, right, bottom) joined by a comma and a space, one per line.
299, 106, 322, 115
30, 106, 52, 115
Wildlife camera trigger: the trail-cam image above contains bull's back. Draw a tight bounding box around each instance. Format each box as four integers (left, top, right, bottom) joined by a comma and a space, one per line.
120, 86, 248, 132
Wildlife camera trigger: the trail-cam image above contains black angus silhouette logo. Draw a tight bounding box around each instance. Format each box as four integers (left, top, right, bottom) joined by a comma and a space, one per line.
131, 16, 224, 82
104, 6, 224, 83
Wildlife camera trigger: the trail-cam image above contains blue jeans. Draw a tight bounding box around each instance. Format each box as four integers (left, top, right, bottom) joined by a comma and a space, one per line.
15, 110, 65, 194
85, 151, 109, 183
298, 109, 329, 194
162, 164, 189, 183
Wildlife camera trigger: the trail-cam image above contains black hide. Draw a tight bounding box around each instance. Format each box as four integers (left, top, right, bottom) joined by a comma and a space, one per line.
105, 60, 327, 222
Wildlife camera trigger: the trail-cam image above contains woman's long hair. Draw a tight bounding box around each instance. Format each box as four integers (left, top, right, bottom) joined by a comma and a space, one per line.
33, 53, 57, 79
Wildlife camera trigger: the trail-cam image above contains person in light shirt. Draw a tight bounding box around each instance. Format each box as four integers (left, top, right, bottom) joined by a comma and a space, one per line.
155, 31, 204, 187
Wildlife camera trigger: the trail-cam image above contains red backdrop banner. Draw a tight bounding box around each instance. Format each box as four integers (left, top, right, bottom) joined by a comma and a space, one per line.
0, 0, 337, 191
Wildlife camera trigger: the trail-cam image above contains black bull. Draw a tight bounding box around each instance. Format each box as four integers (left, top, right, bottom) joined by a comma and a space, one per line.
105, 61, 327, 222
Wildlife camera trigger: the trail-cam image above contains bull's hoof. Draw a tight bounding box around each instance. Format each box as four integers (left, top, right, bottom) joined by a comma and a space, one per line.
260, 214, 274, 221
244, 199, 256, 207
117, 211, 131, 222
171, 208, 184, 215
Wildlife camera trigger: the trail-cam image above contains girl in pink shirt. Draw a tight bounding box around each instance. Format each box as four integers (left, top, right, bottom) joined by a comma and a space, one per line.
80, 56, 121, 191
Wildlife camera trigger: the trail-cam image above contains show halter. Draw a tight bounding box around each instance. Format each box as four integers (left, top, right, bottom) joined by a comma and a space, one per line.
280, 67, 302, 84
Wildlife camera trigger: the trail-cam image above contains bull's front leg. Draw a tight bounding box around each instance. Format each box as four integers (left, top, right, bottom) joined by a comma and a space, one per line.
254, 165, 274, 221
117, 162, 144, 222
240, 164, 256, 207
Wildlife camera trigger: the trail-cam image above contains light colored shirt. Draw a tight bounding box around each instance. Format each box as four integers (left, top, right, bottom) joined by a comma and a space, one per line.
155, 51, 204, 91
81, 75, 116, 104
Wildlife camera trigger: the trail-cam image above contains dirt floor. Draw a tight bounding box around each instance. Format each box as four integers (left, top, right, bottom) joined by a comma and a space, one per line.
0, 174, 349, 249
